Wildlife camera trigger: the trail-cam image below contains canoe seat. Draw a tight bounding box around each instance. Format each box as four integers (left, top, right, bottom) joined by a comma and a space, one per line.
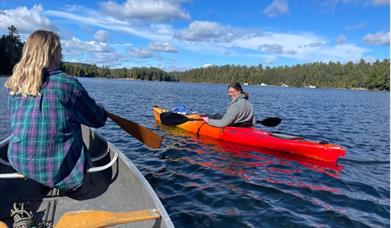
87, 149, 118, 173
0, 148, 118, 179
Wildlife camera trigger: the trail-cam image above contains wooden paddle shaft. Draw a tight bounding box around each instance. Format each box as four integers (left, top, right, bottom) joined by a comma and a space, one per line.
55, 209, 161, 228
106, 111, 162, 149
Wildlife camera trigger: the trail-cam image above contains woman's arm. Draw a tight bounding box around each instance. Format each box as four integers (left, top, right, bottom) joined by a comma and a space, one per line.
207, 106, 238, 127
72, 80, 107, 128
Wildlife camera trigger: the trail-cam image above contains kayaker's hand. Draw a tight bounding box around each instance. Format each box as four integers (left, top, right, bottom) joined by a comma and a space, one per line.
202, 117, 209, 123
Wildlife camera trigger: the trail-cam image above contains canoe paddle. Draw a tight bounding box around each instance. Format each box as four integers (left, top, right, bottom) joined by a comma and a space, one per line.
55, 209, 161, 228
160, 112, 203, 126
160, 112, 281, 127
106, 111, 162, 149
0, 221, 7, 228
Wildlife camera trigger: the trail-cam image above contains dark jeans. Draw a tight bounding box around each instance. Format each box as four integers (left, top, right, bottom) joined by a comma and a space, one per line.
205, 113, 223, 119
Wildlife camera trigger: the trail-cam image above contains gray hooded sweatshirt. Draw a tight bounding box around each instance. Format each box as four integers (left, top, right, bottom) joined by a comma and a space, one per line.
208, 93, 255, 127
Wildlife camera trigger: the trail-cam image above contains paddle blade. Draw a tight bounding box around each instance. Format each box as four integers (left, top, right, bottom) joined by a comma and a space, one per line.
55, 209, 161, 228
256, 117, 281, 127
0, 221, 7, 228
160, 112, 191, 126
106, 112, 162, 149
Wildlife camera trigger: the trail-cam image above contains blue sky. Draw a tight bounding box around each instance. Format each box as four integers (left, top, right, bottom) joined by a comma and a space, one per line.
0, 0, 389, 71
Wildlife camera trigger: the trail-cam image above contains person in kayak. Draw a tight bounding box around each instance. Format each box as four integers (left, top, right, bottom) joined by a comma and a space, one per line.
4, 30, 107, 191
202, 82, 255, 127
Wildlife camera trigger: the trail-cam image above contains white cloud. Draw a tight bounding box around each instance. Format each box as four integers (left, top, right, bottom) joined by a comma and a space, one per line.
231, 31, 367, 63
46, 9, 172, 41
232, 32, 323, 53
371, 0, 389, 6
175, 21, 221, 41
264, 58, 274, 65
52, 8, 370, 67
148, 42, 177, 52
336, 34, 347, 44
202, 64, 214, 68
264, 0, 289, 17
174, 21, 240, 42
175, 38, 233, 55
93, 30, 110, 42
127, 41, 177, 58
362, 55, 377, 63
100, 0, 190, 22
172, 21, 369, 64
320, 0, 358, 9
0, 4, 55, 33
45, 5, 371, 66
344, 22, 366, 31
91, 51, 125, 66
150, 24, 175, 35
320, 0, 389, 9
62, 37, 110, 54
61, 37, 125, 66
128, 47, 154, 58
3, 4, 373, 68
363, 31, 390, 45
258, 43, 297, 54
308, 44, 368, 63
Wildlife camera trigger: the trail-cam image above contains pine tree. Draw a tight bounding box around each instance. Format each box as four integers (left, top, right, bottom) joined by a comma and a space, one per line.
0, 25, 24, 75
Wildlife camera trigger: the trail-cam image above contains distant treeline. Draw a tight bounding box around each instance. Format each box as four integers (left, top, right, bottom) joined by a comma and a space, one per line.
1, 26, 389, 90
171, 60, 390, 90
60, 62, 173, 81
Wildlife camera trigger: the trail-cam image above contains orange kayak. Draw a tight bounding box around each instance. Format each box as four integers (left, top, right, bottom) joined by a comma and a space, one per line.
153, 106, 345, 163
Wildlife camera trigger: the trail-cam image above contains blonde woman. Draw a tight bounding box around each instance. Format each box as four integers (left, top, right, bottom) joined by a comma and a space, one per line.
4, 30, 107, 191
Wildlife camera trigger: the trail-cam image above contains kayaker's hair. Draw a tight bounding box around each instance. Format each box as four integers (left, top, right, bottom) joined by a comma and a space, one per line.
228, 82, 249, 99
4, 30, 62, 97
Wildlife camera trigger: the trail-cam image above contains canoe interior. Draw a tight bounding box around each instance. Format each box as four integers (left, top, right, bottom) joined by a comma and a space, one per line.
0, 126, 173, 228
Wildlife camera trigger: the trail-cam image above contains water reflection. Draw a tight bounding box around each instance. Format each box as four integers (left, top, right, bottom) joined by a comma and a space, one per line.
157, 124, 344, 180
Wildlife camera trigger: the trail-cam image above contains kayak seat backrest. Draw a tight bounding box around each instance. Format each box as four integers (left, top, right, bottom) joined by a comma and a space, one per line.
170, 104, 193, 114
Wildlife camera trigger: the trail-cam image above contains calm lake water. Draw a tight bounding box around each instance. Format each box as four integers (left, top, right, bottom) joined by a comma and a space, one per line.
0, 77, 389, 227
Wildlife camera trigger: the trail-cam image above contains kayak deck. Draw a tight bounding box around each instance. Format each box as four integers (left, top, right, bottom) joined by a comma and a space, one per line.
153, 106, 345, 163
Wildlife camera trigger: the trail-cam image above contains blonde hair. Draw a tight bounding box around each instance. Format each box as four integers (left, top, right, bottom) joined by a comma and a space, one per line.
4, 30, 62, 96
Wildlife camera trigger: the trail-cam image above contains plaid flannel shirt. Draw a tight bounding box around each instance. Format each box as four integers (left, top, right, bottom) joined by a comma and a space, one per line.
7, 69, 107, 190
